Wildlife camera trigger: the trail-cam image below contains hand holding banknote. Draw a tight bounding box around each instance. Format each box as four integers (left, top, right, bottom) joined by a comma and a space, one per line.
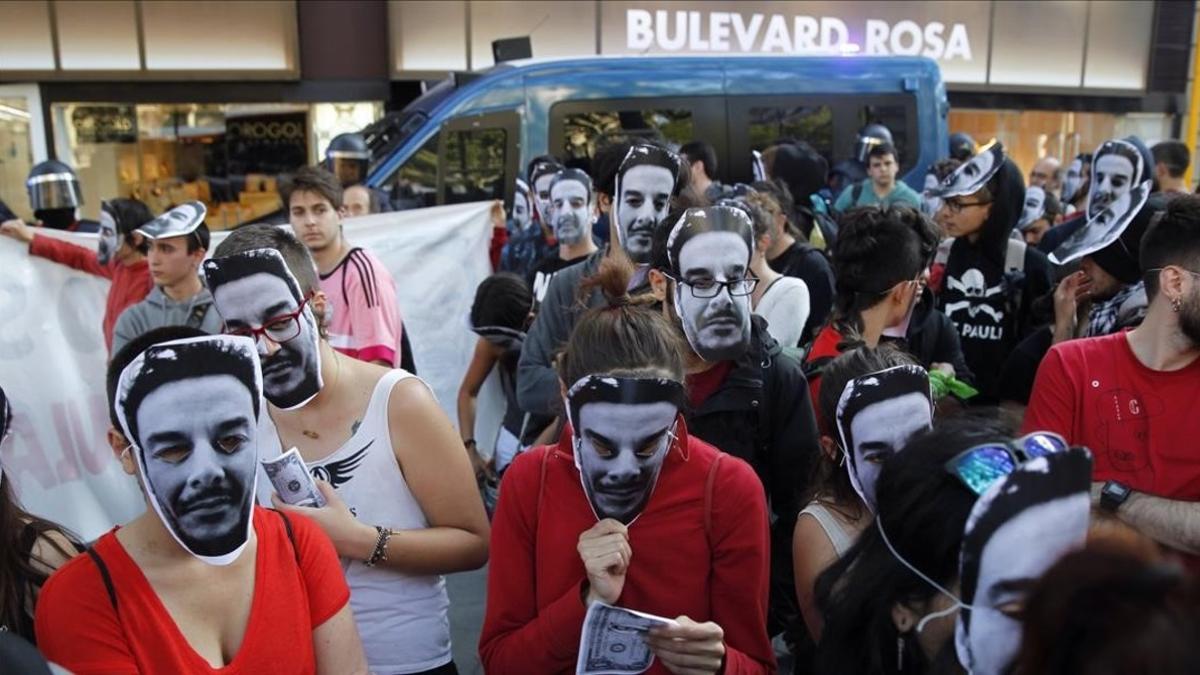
268, 449, 377, 559
645, 617, 726, 675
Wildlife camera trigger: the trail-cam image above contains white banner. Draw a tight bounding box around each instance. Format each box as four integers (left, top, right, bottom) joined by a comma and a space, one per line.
0, 201, 502, 540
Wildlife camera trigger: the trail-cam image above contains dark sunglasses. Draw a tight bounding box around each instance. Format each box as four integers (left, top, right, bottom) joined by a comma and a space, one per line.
945, 431, 1069, 495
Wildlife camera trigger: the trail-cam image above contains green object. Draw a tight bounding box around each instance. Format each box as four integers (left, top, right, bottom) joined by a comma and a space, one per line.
929, 369, 979, 400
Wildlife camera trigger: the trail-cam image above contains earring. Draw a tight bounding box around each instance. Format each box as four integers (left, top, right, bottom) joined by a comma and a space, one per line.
1172, 296, 1183, 313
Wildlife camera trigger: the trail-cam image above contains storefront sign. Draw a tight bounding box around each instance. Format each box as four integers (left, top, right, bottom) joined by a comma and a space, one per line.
624, 11, 973, 61
225, 111, 309, 175
70, 105, 136, 144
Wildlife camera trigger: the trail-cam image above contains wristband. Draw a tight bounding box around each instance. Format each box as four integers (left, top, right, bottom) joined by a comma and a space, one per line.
364, 526, 393, 567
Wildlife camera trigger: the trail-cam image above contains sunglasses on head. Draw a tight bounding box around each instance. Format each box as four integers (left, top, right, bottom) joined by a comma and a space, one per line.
944, 431, 1069, 495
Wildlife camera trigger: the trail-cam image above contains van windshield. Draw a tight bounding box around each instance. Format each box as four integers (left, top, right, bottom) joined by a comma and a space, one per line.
363, 78, 456, 172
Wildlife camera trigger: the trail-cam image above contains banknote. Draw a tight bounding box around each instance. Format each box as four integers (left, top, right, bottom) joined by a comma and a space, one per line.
262, 447, 326, 507
576, 602, 678, 675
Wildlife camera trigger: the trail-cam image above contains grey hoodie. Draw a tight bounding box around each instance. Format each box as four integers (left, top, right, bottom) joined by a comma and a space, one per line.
111, 281, 223, 355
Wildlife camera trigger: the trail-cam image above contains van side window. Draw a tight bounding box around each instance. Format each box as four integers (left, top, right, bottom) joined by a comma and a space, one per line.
561, 109, 693, 163
392, 133, 438, 209
444, 127, 507, 204
748, 105, 833, 164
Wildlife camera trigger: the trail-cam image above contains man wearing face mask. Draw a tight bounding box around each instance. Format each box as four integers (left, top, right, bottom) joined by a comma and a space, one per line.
112, 202, 222, 355
648, 204, 820, 638
1, 197, 153, 353
527, 155, 564, 228
500, 178, 553, 282
1025, 195, 1200, 565
530, 169, 599, 304
517, 142, 687, 418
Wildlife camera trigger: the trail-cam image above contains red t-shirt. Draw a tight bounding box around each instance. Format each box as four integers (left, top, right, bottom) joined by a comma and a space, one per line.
685, 360, 734, 409
1023, 331, 1200, 499
479, 422, 775, 674
36, 507, 350, 675
30, 233, 151, 354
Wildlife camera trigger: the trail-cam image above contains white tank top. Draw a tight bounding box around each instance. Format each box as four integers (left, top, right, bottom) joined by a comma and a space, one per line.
256, 369, 452, 674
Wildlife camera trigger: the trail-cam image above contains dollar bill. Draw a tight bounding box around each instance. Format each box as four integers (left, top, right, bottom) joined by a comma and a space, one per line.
262, 447, 326, 508
576, 602, 678, 675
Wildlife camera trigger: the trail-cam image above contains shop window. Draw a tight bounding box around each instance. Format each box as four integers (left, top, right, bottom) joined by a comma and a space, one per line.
560, 109, 693, 162
391, 133, 439, 209
0, 96, 36, 221
443, 128, 507, 204
747, 105, 833, 165
51, 101, 381, 228
859, 104, 912, 173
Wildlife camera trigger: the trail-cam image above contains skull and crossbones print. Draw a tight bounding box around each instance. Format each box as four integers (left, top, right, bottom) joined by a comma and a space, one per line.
945, 268, 1005, 323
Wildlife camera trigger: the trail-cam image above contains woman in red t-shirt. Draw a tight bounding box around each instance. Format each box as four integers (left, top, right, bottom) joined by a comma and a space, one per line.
479, 257, 775, 674
34, 327, 367, 675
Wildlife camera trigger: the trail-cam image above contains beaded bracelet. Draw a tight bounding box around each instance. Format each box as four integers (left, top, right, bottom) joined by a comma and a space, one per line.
364, 526, 393, 568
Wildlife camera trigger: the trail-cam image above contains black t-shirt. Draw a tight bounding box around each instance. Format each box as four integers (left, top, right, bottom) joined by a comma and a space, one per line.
531, 252, 590, 306
767, 241, 835, 345
937, 239, 1054, 403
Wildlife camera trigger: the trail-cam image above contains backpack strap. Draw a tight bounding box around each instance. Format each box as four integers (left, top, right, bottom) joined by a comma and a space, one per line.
84, 547, 119, 613
704, 454, 725, 545
802, 356, 834, 380
851, 181, 864, 205
1004, 237, 1027, 274
271, 508, 301, 566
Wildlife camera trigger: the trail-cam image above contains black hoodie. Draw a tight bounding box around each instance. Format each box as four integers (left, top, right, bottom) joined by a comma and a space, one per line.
936, 159, 1054, 403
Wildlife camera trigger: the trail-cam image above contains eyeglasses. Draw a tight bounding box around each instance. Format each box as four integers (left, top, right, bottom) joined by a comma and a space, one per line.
944, 431, 1068, 495
942, 198, 992, 214
225, 295, 311, 344
668, 273, 759, 299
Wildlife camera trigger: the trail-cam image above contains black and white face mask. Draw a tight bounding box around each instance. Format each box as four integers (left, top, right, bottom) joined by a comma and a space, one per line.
1018, 186, 1047, 232
1088, 140, 1144, 221
666, 206, 755, 363
115, 335, 263, 565
565, 375, 686, 525
930, 141, 1005, 200
955, 448, 1092, 675
615, 145, 683, 264
471, 324, 524, 353
549, 170, 594, 247
921, 171, 943, 218
513, 178, 533, 231
835, 365, 933, 512
97, 205, 120, 266
1061, 156, 1085, 204
1050, 178, 1151, 265
529, 161, 562, 225
136, 200, 206, 242
204, 248, 323, 410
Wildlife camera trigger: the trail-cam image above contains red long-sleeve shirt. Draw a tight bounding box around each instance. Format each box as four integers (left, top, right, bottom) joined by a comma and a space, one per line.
479, 420, 775, 674
30, 234, 151, 354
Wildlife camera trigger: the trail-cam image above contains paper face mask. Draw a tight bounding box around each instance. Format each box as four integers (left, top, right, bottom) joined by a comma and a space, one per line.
97, 205, 120, 266
1088, 140, 1144, 221
931, 141, 1005, 199
615, 145, 683, 264
666, 206, 755, 362
1061, 156, 1085, 204
136, 200, 207, 241
1018, 186, 1047, 231
835, 364, 933, 512
204, 248, 324, 410
549, 169, 594, 247
921, 171, 943, 218
471, 324, 524, 353
115, 335, 263, 565
529, 160, 563, 225
1050, 180, 1151, 265
513, 178, 533, 231
955, 448, 1092, 675
566, 376, 686, 525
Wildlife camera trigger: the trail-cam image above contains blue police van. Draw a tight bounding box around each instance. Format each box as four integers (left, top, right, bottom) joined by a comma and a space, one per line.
362, 55, 949, 209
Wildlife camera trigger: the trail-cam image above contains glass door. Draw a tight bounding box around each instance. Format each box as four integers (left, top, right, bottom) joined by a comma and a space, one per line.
0, 84, 47, 222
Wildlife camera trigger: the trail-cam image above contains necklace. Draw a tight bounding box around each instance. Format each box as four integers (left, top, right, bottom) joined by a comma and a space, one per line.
300, 350, 341, 440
